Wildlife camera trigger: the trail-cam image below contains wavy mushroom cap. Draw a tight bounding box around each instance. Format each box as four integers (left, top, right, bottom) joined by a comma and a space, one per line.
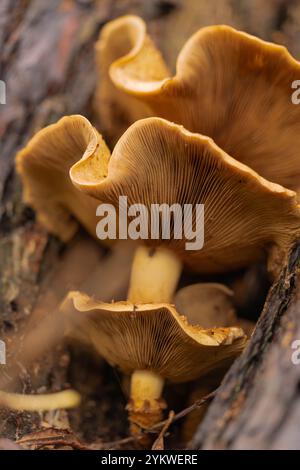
16, 115, 110, 241
95, 15, 170, 143
99, 17, 300, 192
63, 291, 247, 383
70, 117, 300, 275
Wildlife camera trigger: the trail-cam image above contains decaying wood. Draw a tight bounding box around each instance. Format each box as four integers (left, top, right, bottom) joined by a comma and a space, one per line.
0, 0, 185, 445
1, 0, 300, 448
192, 241, 300, 450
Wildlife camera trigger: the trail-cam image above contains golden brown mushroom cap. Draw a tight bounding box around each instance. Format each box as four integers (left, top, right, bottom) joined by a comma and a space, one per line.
63, 291, 247, 383
100, 17, 300, 192
174, 283, 237, 328
70, 117, 300, 275
95, 15, 169, 143
16, 115, 110, 241
174, 283, 255, 337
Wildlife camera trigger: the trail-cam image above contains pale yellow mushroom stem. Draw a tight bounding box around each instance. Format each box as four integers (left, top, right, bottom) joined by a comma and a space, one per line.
127, 370, 166, 434
127, 245, 182, 304
127, 246, 182, 433
0, 389, 81, 411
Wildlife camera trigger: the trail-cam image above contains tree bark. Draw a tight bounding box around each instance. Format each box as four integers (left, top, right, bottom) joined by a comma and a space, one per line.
192, 241, 300, 450
0, 0, 183, 444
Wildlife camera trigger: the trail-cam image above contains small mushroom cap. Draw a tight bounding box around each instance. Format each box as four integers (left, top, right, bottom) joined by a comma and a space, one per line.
174, 283, 255, 336
100, 17, 300, 192
174, 283, 236, 328
16, 115, 110, 241
70, 117, 300, 275
63, 291, 247, 383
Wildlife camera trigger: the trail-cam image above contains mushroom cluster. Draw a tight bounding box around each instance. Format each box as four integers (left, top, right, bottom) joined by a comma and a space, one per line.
97, 16, 300, 194
62, 286, 246, 433
13, 16, 300, 436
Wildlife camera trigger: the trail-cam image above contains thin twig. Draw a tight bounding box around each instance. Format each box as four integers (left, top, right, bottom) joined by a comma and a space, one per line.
152, 410, 175, 450
17, 428, 89, 450
100, 389, 217, 449
147, 389, 217, 433
16, 390, 217, 450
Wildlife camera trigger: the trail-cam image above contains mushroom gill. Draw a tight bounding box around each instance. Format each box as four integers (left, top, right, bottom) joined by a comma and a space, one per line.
97, 16, 300, 193
16, 115, 110, 242
63, 290, 247, 433
70, 117, 300, 281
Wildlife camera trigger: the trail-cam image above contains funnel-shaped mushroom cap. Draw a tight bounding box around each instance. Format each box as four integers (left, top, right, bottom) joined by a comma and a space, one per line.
99, 17, 300, 192
70, 117, 300, 275
16, 115, 110, 241
63, 291, 247, 383
96, 15, 170, 143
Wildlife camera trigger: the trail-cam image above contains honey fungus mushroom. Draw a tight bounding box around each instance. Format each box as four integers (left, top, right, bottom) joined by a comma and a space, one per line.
97, 16, 300, 193
70, 116, 300, 299
16, 115, 110, 242
174, 283, 255, 337
175, 283, 238, 328
63, 290, 247, 433
95, 15, 170, 144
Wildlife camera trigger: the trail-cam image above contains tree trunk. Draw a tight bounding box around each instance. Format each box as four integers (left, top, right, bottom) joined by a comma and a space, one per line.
192, 241, 300, 450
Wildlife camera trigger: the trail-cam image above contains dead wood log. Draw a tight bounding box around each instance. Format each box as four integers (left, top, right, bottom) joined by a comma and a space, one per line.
192, 241, 300, 450
0, 0, 181, 443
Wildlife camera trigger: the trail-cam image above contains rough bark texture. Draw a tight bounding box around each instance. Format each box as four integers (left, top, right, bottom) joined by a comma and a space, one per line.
1, 0, 300, 449
192, 241, 300, 450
